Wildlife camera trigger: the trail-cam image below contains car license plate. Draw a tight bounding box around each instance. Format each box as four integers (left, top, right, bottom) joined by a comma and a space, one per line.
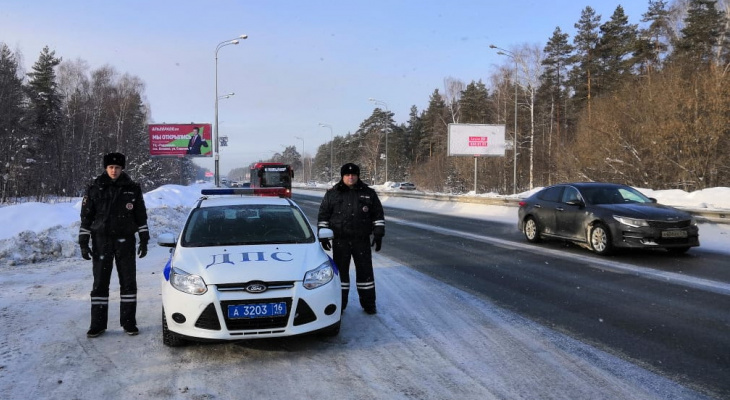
228, 302, 287, 319
661, 230, 688, 238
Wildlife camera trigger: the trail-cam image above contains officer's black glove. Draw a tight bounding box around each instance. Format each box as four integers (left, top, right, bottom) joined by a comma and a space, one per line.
371, 225, 384, 252
79, 235, 92, 260
319, 238, 332, 251
137, 242, 148, 258
80, 245, 92, 260
371, 236, 382, 252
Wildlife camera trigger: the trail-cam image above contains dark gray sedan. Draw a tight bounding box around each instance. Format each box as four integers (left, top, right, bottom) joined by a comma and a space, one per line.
517, 182, 700, 255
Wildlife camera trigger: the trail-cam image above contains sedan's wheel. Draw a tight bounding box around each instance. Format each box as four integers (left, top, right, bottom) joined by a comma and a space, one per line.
162, 308, 187, 347
319, 321, 341, 337
523, 217, 541, 243
589, 223, 613, 256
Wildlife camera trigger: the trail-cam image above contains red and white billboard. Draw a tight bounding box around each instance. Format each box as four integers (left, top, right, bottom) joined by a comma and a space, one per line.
148, 123, 213, 157
447, 123, 506, 157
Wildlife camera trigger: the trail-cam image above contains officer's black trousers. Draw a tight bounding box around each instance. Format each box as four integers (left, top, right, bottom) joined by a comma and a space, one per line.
332, 236, 376, 310
89, 234, 138, 330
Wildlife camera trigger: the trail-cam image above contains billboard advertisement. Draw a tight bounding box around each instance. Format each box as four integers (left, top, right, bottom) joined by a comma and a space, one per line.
148, 123, 213, 157
447, 123, 506, 157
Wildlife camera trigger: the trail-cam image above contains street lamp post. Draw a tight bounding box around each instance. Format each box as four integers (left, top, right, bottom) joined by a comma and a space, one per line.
318, 123, 334, 183
214, 35, 247, 187
368, 98, 389, 183
490, 44, 518, 194
295, 136, 306, 182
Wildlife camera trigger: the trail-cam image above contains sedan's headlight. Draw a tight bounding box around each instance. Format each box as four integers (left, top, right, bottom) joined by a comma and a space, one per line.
613, 215, 649, 228
170, 267, 207, 295
303, 261, 334, 290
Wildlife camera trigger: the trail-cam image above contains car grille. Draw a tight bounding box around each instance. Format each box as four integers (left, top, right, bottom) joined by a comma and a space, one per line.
195, 303, 222, 330
220, 297, 293, 331
647, 219, 692, 229
216, 281, 295, 292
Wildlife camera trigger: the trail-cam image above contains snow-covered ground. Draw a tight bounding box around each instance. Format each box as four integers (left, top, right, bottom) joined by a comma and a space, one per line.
0, 183, 728, 399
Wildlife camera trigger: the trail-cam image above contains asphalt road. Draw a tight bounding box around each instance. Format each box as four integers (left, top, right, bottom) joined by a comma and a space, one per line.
295, 193, 730, 399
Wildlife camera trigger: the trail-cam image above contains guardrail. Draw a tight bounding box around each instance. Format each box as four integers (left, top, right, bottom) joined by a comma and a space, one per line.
296, 186, 729, 224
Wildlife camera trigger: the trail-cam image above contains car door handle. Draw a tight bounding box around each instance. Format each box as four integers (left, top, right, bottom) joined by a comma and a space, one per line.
556, 207, 565, 211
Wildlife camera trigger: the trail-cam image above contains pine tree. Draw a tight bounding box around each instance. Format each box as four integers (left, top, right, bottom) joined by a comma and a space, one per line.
0, 44, 28, 201
24, 46, 63, 199
569, 6, 602, 119
540, 27, 573, 156
672, 0, 725, 67
596, 5, 639, 94
458, 80, 491, 123
636, 0, 672, 75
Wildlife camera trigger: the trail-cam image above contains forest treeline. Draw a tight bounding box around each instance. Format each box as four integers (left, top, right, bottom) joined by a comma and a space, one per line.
2, 0, 729, 201
0, 48, 205, 202
270, 0, 730, 194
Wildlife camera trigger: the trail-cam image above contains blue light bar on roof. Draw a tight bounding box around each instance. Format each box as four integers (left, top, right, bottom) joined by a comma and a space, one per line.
201, 187, 289, 197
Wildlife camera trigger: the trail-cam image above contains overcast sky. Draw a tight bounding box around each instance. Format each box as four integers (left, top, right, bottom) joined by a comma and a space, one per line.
1, 0, 649, 173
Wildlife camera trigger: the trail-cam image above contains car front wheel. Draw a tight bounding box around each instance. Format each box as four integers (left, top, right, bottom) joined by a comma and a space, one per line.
523, 217, 541, 243
589, 223, 613, 256
162, 308, 187, 347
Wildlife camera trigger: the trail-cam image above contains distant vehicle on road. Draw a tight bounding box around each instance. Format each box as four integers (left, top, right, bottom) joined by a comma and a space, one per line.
398, 182, 416, 191
250, 162, 293, 197
517, 182, 700, 255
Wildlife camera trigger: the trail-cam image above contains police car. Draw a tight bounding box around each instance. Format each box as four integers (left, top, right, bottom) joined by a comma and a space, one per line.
157, 187, 341, 346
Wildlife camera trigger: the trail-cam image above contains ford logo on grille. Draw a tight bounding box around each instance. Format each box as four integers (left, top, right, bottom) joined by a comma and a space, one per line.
245, 282, 268, 293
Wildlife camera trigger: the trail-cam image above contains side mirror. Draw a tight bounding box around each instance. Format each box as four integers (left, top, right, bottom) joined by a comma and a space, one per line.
649, 197, 658, 203
317, 228, 334, 240
157, 232, 177, 247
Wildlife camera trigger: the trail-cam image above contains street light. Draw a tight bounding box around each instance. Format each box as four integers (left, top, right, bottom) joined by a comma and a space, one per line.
294, 136, 306, 182
318, 123, 334, 183
214, 35, 247, 187
490, 44, 518, 194
218, 92, 235, 100
368, 98, 389, 183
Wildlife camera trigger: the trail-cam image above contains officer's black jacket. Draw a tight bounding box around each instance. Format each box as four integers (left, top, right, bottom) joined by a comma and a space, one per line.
317, 180, 385, 239
79, 172, 149, 242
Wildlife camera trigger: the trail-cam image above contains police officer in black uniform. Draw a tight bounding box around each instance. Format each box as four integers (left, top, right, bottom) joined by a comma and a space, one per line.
317, 163, 385, 314
79, 152, 149, 337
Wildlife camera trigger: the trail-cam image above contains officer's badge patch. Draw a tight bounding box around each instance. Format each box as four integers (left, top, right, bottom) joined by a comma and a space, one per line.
362, 206, 369, 213
126, 203, 134, 210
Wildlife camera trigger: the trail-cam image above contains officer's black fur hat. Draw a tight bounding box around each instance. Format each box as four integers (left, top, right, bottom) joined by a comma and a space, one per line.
103, 152, 126, 169
340, 163, 360, 176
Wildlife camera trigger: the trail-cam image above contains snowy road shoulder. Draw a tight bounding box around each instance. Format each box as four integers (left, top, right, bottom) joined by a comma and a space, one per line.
0, 246, 710, 400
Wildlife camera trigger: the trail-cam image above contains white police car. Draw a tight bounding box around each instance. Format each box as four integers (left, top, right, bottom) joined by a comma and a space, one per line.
157, 187, 341, 346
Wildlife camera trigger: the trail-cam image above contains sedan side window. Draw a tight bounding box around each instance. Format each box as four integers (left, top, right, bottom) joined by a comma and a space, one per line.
562, 187, 580, 204
539, 186, 564, 202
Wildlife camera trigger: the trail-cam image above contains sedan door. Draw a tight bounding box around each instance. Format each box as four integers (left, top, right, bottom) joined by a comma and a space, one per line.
531, 185, 564, 237
556, 186, 588, 241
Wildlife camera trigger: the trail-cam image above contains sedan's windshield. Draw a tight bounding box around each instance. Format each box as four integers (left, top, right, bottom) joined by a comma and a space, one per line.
581, 186, 652, 205
181, 204, 314, 247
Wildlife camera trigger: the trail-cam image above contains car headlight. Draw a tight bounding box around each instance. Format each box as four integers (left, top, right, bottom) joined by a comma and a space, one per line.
170, 267, 208, 295
303, 261, 334, 290
613, 215, 649, 228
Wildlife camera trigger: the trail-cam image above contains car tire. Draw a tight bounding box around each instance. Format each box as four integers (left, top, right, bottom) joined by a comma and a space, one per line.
319, 321, 341, 337
162, 308, 187, 347
523, 217, 541, 243
589, 223, 613, 256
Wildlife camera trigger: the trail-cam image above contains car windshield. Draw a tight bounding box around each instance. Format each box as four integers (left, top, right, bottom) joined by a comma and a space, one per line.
581, 186, 652, 205
181, 204, 314, 247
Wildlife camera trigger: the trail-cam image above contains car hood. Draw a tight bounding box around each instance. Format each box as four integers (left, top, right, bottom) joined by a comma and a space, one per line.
598, 203, 692, 220
170, 243, 330, 284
